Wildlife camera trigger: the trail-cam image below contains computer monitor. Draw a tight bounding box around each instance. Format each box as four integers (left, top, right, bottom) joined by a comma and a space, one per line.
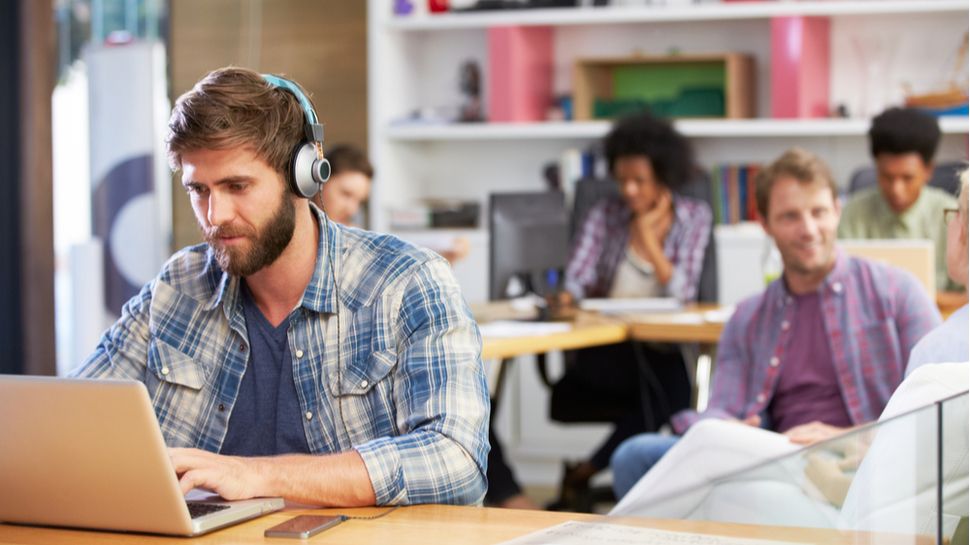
489, 191, 569, 300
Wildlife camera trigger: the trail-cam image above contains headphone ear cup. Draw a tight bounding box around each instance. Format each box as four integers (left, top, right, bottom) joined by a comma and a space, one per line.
290, 142, 325, 198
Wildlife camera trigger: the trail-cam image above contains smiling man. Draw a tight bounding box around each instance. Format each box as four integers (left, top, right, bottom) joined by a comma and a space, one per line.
839, 107, 961, 292
610, 148, 940, 500
72, 67, 488, 507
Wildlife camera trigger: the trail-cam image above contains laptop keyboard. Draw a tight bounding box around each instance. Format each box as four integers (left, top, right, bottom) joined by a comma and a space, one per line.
187, 502, 231, 519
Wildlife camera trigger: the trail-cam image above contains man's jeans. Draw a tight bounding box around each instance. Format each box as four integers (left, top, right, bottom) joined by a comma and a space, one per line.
610, 433, 679, 499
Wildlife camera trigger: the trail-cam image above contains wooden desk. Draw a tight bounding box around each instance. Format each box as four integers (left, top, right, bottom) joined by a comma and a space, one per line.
475, 301, 721, 360
625, 299, 957, 343
479, 297, 959, 355
481, 312, 627, 360
937, 291, 967, 320
624, 304, 725, 344
477, 304, 725, 412
0, 505, 928, 545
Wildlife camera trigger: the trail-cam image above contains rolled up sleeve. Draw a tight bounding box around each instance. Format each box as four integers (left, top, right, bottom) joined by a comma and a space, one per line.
354, 257, 489, 505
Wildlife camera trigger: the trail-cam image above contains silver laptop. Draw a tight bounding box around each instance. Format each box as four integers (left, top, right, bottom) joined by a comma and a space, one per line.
0, 375, 284, 536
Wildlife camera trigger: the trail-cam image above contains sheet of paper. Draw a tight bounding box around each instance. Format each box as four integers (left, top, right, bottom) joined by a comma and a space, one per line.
625, 312, 705, 325
703, 305, 736, 323
579, 297, 682, 314
478, 320, 572, 338
497, 521, 804, 545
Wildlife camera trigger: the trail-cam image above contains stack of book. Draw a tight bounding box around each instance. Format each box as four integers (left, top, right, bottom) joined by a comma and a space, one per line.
710, 163, 762, 225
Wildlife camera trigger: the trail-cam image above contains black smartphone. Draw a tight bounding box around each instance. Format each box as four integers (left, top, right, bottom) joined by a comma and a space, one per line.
264, 514, 347, 539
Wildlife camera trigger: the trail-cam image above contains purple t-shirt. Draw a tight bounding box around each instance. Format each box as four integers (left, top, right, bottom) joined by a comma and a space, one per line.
768, 291, 853, 433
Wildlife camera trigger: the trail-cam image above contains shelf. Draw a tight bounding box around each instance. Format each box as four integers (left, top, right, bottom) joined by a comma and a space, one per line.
386, 117, 970, 141
386, 1, 967, 30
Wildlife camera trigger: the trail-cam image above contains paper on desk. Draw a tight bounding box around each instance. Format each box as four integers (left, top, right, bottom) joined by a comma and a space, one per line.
626, 312, 705, 325
478, 320, 572, 338
497, 521, 801, 545
625, 306, 736, 325
579, 297, 682, 314
703, 305, 736, 323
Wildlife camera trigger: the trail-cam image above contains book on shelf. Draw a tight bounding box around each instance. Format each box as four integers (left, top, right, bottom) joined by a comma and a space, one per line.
711, 163, 761, 225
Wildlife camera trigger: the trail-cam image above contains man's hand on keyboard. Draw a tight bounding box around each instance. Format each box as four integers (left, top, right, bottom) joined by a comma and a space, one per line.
169, 447, 267, 500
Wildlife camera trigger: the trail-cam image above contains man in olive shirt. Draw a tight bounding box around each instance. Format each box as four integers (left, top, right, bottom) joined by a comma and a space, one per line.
838, 107, 962, 292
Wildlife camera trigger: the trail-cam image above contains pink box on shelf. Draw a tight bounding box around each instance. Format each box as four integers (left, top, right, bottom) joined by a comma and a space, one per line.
488, 26, 553, 122
771, 16, 830, 118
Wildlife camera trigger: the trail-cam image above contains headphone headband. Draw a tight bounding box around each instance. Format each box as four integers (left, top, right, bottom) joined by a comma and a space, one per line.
261, 74, 324, 143
260, 73, 331, 198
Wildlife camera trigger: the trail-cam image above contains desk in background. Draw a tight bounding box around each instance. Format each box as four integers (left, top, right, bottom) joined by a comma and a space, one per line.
474, 302, 724, 360
480, 312, 628, 361
477, 303, 728, 411
0, 504, 931, 545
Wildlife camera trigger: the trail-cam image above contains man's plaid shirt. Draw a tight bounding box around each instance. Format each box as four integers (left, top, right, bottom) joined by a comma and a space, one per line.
74, 205, 489, 506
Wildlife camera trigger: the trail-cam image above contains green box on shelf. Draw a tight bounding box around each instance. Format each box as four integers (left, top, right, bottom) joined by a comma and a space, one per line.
573, 53, 754, 120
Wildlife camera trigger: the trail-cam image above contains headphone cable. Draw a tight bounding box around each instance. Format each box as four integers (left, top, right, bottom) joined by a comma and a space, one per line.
321, 208, 352, 445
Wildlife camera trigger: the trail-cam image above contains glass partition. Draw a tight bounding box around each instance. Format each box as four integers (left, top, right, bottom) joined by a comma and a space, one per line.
608, 392, 969, 545
941, 393, 969, 545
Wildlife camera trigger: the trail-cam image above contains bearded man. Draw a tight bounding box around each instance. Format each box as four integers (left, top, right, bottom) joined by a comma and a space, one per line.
73, 67, 488, 507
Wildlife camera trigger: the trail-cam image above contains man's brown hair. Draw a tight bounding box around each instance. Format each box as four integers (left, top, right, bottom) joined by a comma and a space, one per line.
166, 67, 311, 178
755, 148, 838, 218
327, 144, 374, 179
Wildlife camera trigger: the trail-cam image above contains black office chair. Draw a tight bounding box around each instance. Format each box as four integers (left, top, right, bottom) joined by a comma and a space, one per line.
847, 160, 964, 196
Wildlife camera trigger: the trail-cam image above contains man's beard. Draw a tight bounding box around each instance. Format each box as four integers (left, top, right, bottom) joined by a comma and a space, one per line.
781, 239, 835, 277
203, 192, 296, 277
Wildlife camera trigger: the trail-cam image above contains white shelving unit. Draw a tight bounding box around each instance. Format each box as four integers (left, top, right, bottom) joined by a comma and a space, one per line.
387, 117, 970, 141
368, 0, 969, 491
369, 0, 968, 301
387, 0, 967, 29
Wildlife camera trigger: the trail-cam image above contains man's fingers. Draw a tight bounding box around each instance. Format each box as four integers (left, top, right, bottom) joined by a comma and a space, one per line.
784, 424, 813, 444
179, 469, 216, 495
170, 449, 218, 475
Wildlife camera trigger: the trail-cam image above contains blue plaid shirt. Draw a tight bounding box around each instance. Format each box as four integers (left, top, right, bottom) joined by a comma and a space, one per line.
73, 205, 489, 506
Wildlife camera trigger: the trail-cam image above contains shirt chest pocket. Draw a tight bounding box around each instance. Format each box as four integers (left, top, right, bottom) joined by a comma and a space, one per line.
147, 339, 206, 389
332, 348, 397, 396
327, 301, 400, 397
145, 338, 210, 445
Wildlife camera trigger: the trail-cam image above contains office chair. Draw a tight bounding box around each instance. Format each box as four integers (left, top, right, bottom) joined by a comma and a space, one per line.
847, 160, 964, 196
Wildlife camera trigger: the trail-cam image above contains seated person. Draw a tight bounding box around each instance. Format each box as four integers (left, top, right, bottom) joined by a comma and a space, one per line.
610, 148, 941, 500
71, 67, 489, 506
610, 363, 968, 538
612, 172, 970, 535
311, 143, 373, 226
906, 170, 970, 376
838, 107, 962, 293
313, 143, 469, 262
544, 112, 712, 510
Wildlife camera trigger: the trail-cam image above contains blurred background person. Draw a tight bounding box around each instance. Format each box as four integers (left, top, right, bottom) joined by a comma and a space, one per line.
548, 112, 712, 511
905, 169, 969, 376
839, 108, 964, 294
312, 143, 373, 227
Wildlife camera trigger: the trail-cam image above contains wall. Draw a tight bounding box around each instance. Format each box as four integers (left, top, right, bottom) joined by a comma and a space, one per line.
168, 0, 368, 249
